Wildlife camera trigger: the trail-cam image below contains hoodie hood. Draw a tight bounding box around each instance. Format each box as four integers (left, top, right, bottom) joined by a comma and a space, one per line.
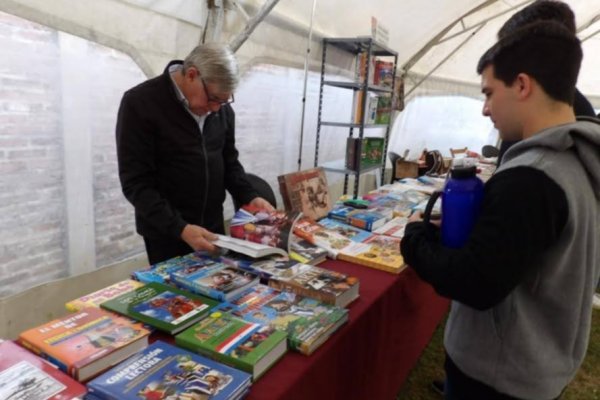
502, 117, 600, 199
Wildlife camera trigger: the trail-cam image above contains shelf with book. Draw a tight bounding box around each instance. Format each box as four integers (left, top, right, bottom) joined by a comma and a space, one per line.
315, 36, 397, 198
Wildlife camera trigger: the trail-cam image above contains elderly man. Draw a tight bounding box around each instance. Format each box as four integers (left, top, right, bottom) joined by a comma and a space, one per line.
117, 43, 273, 264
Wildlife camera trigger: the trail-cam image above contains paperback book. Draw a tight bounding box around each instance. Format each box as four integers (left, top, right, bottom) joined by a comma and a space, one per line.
289, 235, 328, 265
293, 218, 354, 259
170, 262, 260, 302
18, 308, 150, 382
216, 205, 302, 259
255, 261, 360, 307
0, 340, 87, 399
100, 282, 218, 335
86, 340, 251, 400
338, 234, 406, 274
176, 312, 287, 380
215, 284, 348, 355
372, 216, 409, 238
277, 167, 332, 221
132, 252, 216, 285
319, 217, 374, 242
65, 279, 144, 312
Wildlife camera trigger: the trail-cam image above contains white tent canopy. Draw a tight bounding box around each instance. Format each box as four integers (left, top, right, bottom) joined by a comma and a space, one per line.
2, 0, 599, 100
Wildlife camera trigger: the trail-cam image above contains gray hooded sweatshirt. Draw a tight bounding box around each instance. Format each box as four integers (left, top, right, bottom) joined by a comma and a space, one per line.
444, 118, 600, 399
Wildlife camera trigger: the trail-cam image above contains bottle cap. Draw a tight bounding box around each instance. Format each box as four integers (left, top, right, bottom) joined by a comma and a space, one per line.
450, 166, 477, 179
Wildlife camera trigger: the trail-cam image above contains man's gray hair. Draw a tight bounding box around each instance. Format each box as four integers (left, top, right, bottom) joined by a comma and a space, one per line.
183, 43, 239, 92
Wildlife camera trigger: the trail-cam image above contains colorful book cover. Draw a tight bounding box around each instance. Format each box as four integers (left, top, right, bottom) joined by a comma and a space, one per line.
65, 279, 144, 312
319, 217, 375, 242
0, 340, 87, 399
293, 218, 353, 259
229, 205, 301, 253
170, 264, 260, 302
373, 216, 409, 238
338, 234, 406, 274
289, 236, 328, 265
347, 210, 387, 231
215, 284, 348, 355
277, 167, 332, 221
86, 341, 251, 400
176, 312, 287, 380
18, 308, 150, 381
264, 262, 360, 308
327, 205, 356, 222
100, 282, 218, 335
132, 252, 215, 284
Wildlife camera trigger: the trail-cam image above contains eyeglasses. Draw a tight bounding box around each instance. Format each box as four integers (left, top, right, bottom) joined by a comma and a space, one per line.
198, 76, 234, 106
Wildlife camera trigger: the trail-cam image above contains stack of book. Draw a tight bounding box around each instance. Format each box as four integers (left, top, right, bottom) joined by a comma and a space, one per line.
18, 308, 150, 382
176, 312, 287, 380
100, 282, 218, 335
213, 284, 348, 355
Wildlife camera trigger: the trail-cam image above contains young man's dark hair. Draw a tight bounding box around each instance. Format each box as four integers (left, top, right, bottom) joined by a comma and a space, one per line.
478, 21, 582, 105
498, 0, 576, 38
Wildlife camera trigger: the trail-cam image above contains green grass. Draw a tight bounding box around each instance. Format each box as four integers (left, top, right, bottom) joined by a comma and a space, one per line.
397, 309, 600, 399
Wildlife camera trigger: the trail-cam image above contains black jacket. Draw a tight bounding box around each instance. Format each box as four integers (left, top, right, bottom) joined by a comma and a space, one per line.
116, 61, 258, 239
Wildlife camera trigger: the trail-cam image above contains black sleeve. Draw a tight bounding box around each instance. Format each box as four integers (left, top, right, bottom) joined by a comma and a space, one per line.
221, 106, 260, 205
574, 88, 596, 118
116, 92, 188, 238
400, 167, 568, 310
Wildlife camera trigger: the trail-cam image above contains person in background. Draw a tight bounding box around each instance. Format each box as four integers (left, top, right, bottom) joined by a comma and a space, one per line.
116, 43, 273, 264
401, 21, 600, 400
495, 0, 596, 167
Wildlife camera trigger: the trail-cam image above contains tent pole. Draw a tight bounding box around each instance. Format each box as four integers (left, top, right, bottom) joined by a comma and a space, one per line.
229, 0, 281, 52
297, 0, 318, 172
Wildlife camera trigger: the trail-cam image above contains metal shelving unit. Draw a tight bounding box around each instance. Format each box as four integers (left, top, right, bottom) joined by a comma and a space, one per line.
314, 37, 398, 198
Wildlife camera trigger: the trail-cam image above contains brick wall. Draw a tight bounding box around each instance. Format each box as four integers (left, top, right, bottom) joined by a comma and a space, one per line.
88, 44, 146, 267
0, 12, 66, 298
0, 12, 146, 297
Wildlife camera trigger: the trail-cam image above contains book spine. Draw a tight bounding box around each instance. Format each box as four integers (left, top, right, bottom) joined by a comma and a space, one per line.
278, 175, 292, 212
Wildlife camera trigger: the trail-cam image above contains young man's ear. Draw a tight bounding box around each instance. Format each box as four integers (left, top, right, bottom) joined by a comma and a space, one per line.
514, 73, 533, 100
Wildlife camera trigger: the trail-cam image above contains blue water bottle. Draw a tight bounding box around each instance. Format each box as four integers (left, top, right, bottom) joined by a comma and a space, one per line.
423, 166, 484, 248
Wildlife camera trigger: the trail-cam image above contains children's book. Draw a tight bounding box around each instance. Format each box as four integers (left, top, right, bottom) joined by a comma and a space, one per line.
176, 312, 287, 380
293, 217, 354, 259
170, 262, 260, 302
215, 205, 302, 259
0, 340, 87, 399
277, 167, 332, 221
255, 262, 360, 308
289, 236, 328, 265
18, 308, 150, 382
86, 341, 251, 400
65, 279, 144, 312
338, 234, 406, 274
100, 282, 218, 335
373, 216, 409, 238
214, 284, 348, 355
318, 217, 375, 242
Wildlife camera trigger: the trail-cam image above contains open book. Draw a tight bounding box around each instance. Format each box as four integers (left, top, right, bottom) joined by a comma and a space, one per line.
215, 205, 302, 259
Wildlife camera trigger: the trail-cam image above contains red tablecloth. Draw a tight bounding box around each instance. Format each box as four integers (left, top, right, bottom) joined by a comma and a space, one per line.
246, 260, 450, 400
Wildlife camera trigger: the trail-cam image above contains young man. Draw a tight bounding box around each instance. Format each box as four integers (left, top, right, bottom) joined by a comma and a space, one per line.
401, 22, 600, 400
495, 0, 596, 166
116, 44, 273, 264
